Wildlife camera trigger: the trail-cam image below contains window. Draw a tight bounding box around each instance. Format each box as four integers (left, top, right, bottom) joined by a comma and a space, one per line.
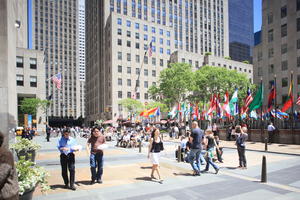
135, 42, 140, 49
117, 39, 122, 45
152, 58, 156, 65
297, 0, 300, 11
159, 38, 163, 44
144, 25, 148, 31
196, 61, 199, 69
269, 64, 274, 73
297, 39, 300, 49
30, 76, 37, 87
182, 58, 185, 63
144, 93, 148, 100
135, 22, 139, 29
127, 92, 132, 98
144, 69, 148, 76
268, 12, 273, 24
136, 55, 140, 63
258, 67, 262, 76
167, 49, 171, 55
118, 52, 122, 60
144, 81, 148, 88
118, 78, 122, 85
136, 80, 140, 87
29, 58, 37, 69
281, 6, 287, 18
144, 56, 148, 64
136, 68, 140, 75
282, 77, 288, 87
144, 34, 148, 41
268, 30, 273, 42
282, 60, 288, 71
268, 48, 274, 58
152, 82, 156, 86
118, 91, 122, 98
127, 31, 131, 37
281, 24, 287, 37
160, 59, 163, 67
298, 57, 300, 67
135, 32, 140, 39
136, 92, 140, 99
118, 65, 122, 73
167, 40, 170, 46
160, 48, 163, 54
151, 27, 155, 33
126, 20, 131, 27
297, 18, 300, 32
127, 67, 131, 74
127, 41, 131, 47
281, 44, 287, 54
127, 79, 131, 86
127, 53, 131, 61
298, 75, 300, 85
152, 36, 156, 43
152, 70, 156, 77
117, 28, 122, 35
16, 56, 23, 68
16, 75, 24, 86
159, 29, 163, 35
189, 60, 192, 65
166, 31, 170, 37
117, 18, 122, 25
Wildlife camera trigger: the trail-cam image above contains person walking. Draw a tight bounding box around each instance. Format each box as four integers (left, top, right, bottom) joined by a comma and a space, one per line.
203, 129, 220, 174
233, 126, 248, 169
57, 128, 79, 190
87, 127, 106, 184
267, 122, 276, 143
188, 121, 205, 176
148, 128, 164, 182
0, 132, 19, 200
46, 125, 51, 142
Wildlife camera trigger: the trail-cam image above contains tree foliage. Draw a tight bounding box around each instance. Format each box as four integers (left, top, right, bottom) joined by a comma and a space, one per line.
145, 102, 168, 112
118, 98, 144, 114
20, 98, 51, 116
148, 63, 194, 108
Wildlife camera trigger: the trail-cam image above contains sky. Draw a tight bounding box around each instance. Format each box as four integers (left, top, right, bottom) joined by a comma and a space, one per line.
254, 0, 262, 33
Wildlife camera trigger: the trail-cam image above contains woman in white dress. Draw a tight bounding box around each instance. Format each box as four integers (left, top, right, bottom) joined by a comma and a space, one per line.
148, 128, 164, 182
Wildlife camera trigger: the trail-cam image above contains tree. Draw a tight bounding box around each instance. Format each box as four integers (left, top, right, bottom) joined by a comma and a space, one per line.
148, 63, 194, 108
118, 98, 144, 115
20, 98, 51, 116
145, 102, 168, 113
193, 66, 255, 104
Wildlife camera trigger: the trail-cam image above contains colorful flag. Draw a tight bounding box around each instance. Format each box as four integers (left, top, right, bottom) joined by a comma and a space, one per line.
216, 94, 223, 118
267, 84, 276, 111
241, 88, 253, 114
297, 96, 300, 105
282, 79, 293, 112
229, 89, 238, 116
207, 94, 217, 115
155, 107, 161, 116
249, 83, 264, 112
148, 41, 153, 57
168, 106, 177, 119
222, 91, 231, 118
52, 73, 62, 89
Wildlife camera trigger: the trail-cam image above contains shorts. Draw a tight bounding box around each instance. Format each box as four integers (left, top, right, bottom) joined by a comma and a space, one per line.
150, 152, 160, 165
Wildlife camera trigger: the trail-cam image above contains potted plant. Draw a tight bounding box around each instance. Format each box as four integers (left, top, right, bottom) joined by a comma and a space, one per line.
11, 138, 41, 162
17, 158, 50, 200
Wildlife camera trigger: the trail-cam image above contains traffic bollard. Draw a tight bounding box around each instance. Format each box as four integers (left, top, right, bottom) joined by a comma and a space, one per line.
177, 146, 181, 162
139, 141, 142, 153
261, 155, 267, 183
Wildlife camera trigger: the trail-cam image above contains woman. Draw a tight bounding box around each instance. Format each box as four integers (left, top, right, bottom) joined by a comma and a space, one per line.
232, 125, 248, 169
148, 128, 164, 182
87, 127, 106, 184
204, 129, 220, 174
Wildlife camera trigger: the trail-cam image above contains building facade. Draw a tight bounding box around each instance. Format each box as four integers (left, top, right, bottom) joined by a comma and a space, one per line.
78, 0, 85, 117
253, 0, 300, 106
228, 0, 254, 62
32, 0, 81, 118
85, 0, 234, 124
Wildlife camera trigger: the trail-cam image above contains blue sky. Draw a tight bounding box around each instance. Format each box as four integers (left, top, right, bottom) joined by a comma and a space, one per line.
254, 0, 262, 32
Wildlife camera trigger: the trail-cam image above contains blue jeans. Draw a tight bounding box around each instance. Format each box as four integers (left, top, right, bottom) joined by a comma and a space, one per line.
200, 150, 206, 165
189, 149, 202, 173
90, 153, 103, 181
205, 148, 219, 171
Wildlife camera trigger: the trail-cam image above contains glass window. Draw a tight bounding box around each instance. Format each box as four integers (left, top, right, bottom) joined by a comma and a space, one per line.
127, 67, 131, 74
16, 56, 23, 68
30, 58, 37, 69
152, 70, 156, 77
159, 29, 163, 35
167, 49, 170, 55
127, 41, 131, 47
135, 32, 140, 39
144, 81, 148, 88
144, 44, 148, 50
126, 20, 131, 27
182, 58, 185, 63
117, 28, 122, 35
144, 34, 148, 41
297, 39, 300, 49
118, 91, 122, 98
127, 53, 131, 61
297, 0, 300, 11
166, 31, 170, 37
281, 60, 288, 71
118, 78, 122, 85
127, 31, 131, 37
167, 40, 170, 46
135, 22, 139, 29
298, 57, 300, 67
297, 18, 300, 32
136, 92, 140, 99
127, 79, 131, 86
281, 24, 287, 37
30, 76, 37, 87
136, 68, 140, 75
268, 30, 273, 42
297, 75, 300, 85
160, 59, 163, 66
127, 92, 132, 98
281, 43, 287, 54
268, 12, 273, 24
269, 64, 274, 73
135, 42, 140, 49
281, 5, 287, 18
16, 75, 24, 86
144, 69, 148, 76
118, 52, 122, 60
282, 77, 288, 87
160, 48, 163, 54
152, 27, 155, 33
136, 55, 140, 62
152, 57, 156, 65
144, 93, 148, 100
117, 18, 122, 25
118, 65, 122, 73
117, 39, 122, 45
152, 36, 156, 42
144, 25, 148, 31
159, 38, 163, 44
268, 48, 274, 58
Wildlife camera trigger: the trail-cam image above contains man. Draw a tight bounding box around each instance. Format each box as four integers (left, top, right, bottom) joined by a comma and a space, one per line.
267, 122, 276, 143
46, 125, 51, 142
57, 128, 79, 190
189, 121, 204, 176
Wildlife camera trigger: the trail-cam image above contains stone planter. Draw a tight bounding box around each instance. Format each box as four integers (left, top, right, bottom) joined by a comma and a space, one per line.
17, 150, 36, 163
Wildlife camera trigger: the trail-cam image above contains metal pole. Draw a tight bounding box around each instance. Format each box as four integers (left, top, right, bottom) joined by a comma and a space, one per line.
139, 140, 142, 153
177, 145, 181, 162
261, 155, 267, 182
291, 71, 294, 136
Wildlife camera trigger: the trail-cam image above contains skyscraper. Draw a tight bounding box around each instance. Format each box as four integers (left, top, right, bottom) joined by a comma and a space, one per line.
228, 0, 254, 62
78, 0, 85, 117
32, 0, 80, 119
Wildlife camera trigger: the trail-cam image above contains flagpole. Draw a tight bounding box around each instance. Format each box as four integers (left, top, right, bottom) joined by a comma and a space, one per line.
291, 71, 294, 136
260, 78, 267, 151
274, 74, 277, 127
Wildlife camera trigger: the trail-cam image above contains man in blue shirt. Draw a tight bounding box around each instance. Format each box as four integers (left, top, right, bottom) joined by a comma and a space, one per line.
189, 121, 204, 176
57, 128, 79, 190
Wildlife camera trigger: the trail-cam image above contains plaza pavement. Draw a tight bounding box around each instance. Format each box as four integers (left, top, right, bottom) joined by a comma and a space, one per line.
32, 134, 300, 200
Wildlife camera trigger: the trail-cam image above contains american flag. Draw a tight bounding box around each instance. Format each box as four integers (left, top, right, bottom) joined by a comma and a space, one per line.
245, 88, 253, 108
148, 41, 153, 57
297, 96, 300, 105
52, 73, 62, 89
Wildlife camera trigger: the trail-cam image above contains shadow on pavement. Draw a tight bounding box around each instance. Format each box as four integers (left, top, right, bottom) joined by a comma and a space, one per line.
140, 166, 152, 169
173, 172, 194, 176
135, 177, 155, 182
50, 184, 68, 190
76, 180, 91, 185
224, 166, 239, 170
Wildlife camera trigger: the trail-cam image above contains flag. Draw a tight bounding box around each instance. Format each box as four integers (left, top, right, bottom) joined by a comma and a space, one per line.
52, 73, 62, 89
168, 106, 177, 119
297, 96, 300, 105
148, 41, 153, 57
143, 107, 158, 117
207, 94, 217, 115
229, 89, 238, 116
216, 94, 223, 118
250, 110, 258, 120
155, 107, 161, 116
267, 84, 276, 111
241, 88, 253, 114
249, 83, 264, 112
222, 91, 231, 118
282, 79, 293, 112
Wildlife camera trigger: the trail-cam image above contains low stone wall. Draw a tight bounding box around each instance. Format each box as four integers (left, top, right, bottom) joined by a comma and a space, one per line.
219, 129, 300, 145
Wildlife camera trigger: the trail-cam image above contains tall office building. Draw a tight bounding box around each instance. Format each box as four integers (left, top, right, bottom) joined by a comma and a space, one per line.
32, 0, 80, 118
253, 0, 300, 106
228, 0, 253, 62
78, 0, 85, 117
85, 0, 250, 124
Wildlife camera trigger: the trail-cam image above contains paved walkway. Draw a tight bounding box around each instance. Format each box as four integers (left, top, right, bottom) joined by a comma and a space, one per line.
31, 135, 300, 200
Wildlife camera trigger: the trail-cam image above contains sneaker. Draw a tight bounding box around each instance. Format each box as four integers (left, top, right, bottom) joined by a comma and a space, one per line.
215, 168, 220, 174
70, 185, 76, 190
97, 179, 103, 184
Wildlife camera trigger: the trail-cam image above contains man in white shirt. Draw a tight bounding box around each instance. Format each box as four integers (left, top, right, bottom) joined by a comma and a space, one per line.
267, 122, 276, 143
